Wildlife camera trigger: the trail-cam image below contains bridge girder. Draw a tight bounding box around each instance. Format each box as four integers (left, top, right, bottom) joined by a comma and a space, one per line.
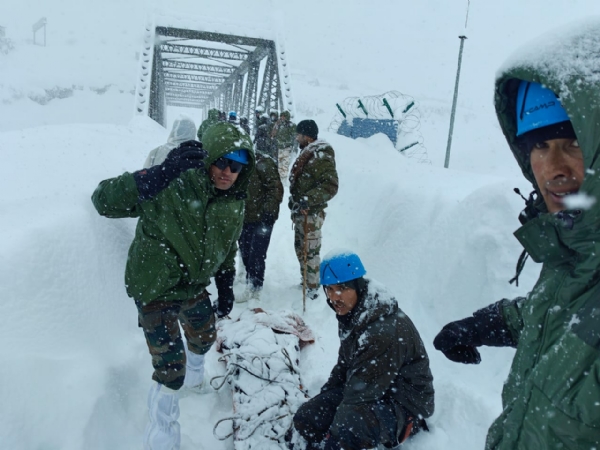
146, 26, 290, 129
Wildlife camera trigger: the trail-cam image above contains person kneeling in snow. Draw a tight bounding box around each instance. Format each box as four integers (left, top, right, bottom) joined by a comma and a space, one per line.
434, 21, 600, 449
289, 251, 434, 450
91, 122, 255, 450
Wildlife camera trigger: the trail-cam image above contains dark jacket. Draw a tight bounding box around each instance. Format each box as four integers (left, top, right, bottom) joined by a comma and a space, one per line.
288, 139, 338, 216
322, 279, 434, 426
92, 122, 255, 305
484, 20, 600, 450
254, 116, 274, 157
244, 152, 283, 224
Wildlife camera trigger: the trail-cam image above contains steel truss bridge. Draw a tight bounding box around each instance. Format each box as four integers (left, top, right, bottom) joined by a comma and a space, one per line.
135, 25, 293, 128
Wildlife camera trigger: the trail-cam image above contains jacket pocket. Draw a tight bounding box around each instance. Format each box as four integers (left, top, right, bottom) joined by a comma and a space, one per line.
530, 329, 600, 439
125, 238, 182, 304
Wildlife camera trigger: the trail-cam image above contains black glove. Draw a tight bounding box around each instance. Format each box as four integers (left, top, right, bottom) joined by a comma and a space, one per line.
213, 270, 235, 318
434, 317, 482, 364
433, 302, 516, 364
298, 199, 309, 211
134, 140, 206, 201
262, 212, 275, 226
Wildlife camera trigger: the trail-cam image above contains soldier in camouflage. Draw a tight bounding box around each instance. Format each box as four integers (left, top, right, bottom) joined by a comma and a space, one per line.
272, 110, 297, 182
288, 119, 338, 299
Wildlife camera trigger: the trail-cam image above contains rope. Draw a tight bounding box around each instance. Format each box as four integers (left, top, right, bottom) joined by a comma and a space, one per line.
211, 347, 307, 443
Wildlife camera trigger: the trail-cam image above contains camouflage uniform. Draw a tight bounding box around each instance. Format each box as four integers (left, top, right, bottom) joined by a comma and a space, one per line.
136, 292, 215, 389
288, 140, 338, 288
92, 123, 255, 390
272, 111, 297, 181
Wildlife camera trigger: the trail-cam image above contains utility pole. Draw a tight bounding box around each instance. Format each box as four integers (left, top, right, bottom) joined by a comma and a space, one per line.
444, 35, 467, 169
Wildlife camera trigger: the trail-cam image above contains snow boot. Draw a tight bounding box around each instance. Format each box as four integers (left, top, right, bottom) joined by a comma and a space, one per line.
238, 285, 261, 303
236, 255, 247, 283
183, 351, 205, 390
143, 381, 181, 450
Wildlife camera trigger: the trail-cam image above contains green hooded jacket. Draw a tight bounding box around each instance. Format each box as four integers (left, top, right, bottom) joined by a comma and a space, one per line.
244, 152, 283, 223
197, 108, 220, 141
92, 122, 255, 305
487, 19, 600, 449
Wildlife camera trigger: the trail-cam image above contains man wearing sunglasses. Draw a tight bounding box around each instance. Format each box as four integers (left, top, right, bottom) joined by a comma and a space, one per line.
433, 21, 600, 449
92, 121, 254, 450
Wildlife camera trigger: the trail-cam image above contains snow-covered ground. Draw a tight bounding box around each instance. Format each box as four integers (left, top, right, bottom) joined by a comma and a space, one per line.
2, 1, 600, 449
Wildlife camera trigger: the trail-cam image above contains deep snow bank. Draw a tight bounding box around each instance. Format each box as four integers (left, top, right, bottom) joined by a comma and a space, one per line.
0, 118, 540, 449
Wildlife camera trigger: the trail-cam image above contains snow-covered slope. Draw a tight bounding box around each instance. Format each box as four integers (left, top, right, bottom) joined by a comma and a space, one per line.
1, 1, 599, 449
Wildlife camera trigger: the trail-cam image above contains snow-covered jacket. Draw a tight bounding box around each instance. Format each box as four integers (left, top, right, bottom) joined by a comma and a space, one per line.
91, 122, 255, 305
322, 279, 434, 427
288, 139, 338, 215
486, 19, 600, 450
143, 117, 197, 168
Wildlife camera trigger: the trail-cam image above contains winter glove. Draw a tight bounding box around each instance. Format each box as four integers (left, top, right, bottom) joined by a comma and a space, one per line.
213, 269, 235, 318
262, 212, 275, 226
433, 302, 516, 364
291, 198, 309, 214
133, 140, 206, 201
298, 199, 309, 211
433, 317, 482, 364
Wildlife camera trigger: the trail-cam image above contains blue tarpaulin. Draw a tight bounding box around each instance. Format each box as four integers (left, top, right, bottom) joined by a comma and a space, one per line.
337, 118, 398, 146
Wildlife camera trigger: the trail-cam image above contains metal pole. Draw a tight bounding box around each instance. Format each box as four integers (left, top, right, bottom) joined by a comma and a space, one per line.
444, 35, 467, 169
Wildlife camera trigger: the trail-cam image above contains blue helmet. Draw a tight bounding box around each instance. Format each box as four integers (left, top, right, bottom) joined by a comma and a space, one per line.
320, 250, 366, 286
224, 149, 249, 164
516, 81, 570, 137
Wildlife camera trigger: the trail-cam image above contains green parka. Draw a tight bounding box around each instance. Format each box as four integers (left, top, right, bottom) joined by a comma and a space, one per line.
322, 279, 434, 433
244, 152, 283, 224
92, 122, 255, 305
487, 20, 600, 449
288, 139, 339, 215
197, 108, 220, 141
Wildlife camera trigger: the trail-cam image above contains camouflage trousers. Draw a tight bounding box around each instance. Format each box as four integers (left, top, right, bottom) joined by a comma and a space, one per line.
293, 212, 325, 289
293, 387, 402, 450
278, 146, 293, 181
136, 291, 215, 390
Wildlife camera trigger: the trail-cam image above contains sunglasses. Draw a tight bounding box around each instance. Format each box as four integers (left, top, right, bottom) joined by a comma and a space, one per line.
213, 157, 244, 174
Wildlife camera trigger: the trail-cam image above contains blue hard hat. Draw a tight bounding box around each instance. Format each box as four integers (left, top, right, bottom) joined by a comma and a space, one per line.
229, 111, 237, 118
516, 81, 570, 137
224, 149, 249, 165
320, 250, 366, 286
